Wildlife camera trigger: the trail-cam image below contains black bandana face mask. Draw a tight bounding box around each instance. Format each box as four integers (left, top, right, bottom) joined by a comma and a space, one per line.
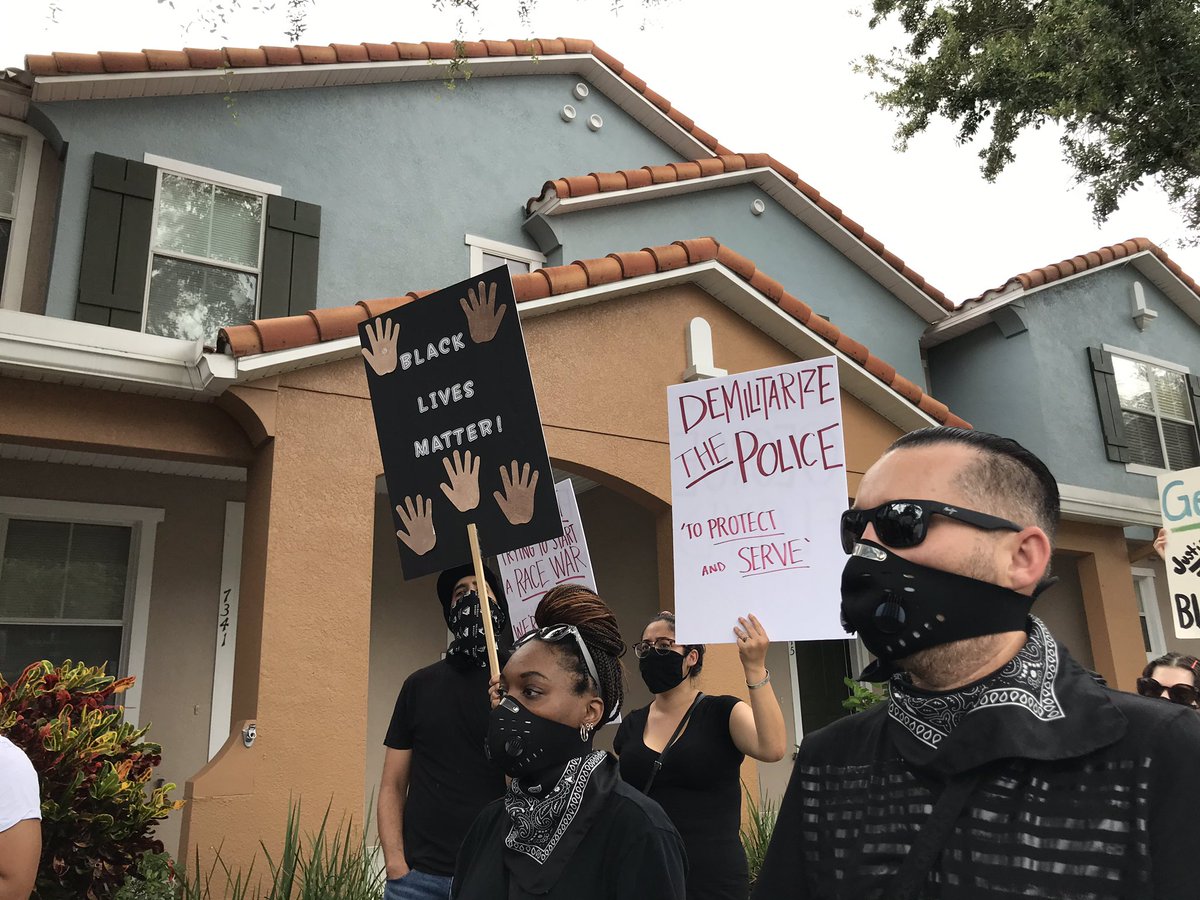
840, 541, 1037, 681
486, 695, 593, 778
639, 651, 689, 694
446, 591, 503, 666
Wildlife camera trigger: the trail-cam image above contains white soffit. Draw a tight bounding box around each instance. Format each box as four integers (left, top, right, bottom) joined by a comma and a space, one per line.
0, 441, 246, 481
533, 168, 949, 325
1057, 482, 1160, 527
30, 55, 714, 162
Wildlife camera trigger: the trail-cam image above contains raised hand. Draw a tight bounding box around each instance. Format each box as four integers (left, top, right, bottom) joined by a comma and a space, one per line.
493, 461, 539, 525
1154, 527, 1167, 561
395, 495, 436, 556
439, 450, 481, 512
361, 317, 400, 377
733, 614, 770, 674
459, 281, 508, 344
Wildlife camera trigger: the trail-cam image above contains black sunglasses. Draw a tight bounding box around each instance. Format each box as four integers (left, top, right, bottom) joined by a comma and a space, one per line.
1137, 676, 1200, 708
513, 624, 601, 690
840, 499, 1023, 554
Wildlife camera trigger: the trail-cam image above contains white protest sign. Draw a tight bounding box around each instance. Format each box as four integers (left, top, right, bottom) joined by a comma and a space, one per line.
499, 479, 598, 640
1158, 468, 1200, 639
668, 358, 848, 645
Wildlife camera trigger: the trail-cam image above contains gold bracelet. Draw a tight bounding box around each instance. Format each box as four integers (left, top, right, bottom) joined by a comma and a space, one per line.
747, 669, 770, 690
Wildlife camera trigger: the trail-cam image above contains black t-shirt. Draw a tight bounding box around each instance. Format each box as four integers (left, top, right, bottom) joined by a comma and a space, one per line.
614, 694, 748, 900
384, 659, 505, 876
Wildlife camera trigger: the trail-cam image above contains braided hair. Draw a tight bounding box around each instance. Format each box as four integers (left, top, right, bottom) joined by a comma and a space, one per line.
534, 584, 626, 723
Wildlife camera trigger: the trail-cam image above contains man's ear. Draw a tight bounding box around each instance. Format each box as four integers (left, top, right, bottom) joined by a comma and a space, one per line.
1006, 526, 1053, 594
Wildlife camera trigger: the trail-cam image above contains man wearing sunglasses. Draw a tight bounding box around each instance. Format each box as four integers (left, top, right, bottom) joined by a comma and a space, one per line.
754, 426, 1200, 900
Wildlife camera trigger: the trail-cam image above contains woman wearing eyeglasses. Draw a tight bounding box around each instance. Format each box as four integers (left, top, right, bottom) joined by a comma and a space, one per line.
612, 611, 787, 900
1137, 652, 1200, 709
451, 584, 686, 900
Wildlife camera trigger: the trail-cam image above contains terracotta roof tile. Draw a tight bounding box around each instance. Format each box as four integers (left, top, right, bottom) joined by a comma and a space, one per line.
643, 87, 671, 112
538, 38, 567, 55
690, 126, 720, 151
24, 55, 57, 76
559, 38, 594, 54
97, 51, 150, 73
185, 47, 227, 68
667, 107, 695, 133
591, 45, 623, 73
394, 42, 430, 60
619, 168, 653, 190
608, 250, 657, 279
512, 270, 552, 302
620, 68, 648, 93
461, 41, 489, 58
52, 52, 105, 74
225, 46, 267, 67
963, 237, 1197, 306
696, 157, 725, 177
483, 40, 517, 57
298, 44, 338, 64
144, 48, 191, 70
422, 41, 456, 59
563, 175, 600, 198
645, 164, 678, 185
717, 154, 747, 173
364, 42, 400, 61
216, 237, 963, 426
741, 152, 770, 169
331, 43, 370, 63
593, 171, 627, 193
262, 45, 302, 66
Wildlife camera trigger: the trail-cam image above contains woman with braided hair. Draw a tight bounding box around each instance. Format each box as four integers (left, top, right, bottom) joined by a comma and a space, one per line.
451, 584, 686, 900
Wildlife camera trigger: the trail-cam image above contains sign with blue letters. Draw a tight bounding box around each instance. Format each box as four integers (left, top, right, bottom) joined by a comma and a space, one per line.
1158, 468, 1200, 639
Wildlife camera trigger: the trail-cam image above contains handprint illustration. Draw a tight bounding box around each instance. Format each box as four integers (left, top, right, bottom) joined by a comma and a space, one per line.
361, 317, 400, 377
459, 281, 508, 344
439, 450, 481, 512
395, 495, 436, 555
493, 461, 539, 525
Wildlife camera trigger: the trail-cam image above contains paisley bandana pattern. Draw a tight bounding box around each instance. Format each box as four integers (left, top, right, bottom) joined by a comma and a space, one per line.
888, 616, 1065, 750
503, 750, 606, 864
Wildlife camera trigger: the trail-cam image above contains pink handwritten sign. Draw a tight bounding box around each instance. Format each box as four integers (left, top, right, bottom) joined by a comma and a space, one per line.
667, 358, 848, 644
499, 479, 597, 640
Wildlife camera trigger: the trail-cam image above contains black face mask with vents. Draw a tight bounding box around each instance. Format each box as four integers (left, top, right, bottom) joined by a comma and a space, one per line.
485, 695, 593, 778
840, 540, 1038, 681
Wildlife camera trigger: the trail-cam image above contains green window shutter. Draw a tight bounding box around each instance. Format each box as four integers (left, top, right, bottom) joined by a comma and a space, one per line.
1189, 373, 1200, 435
76, 153, 157, 331
1087, 347, 1130, 463
259, 195, 320, 319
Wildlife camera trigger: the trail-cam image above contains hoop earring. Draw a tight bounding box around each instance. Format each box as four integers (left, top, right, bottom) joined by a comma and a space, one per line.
580, 722, 593, 742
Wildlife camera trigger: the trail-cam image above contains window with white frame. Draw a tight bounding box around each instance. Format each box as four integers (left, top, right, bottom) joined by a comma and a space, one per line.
466, 234, 546, 277
0, 120, 43, 312
0, 133, 20, 292
1112, 354, 1199, 470
0, 499, 161, 723
1132, 567, 1167, 660
146, 170, 267, 344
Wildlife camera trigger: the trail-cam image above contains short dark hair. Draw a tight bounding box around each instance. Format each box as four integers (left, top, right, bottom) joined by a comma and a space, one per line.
649, 611, 705, 679
889, 427, 1060, 542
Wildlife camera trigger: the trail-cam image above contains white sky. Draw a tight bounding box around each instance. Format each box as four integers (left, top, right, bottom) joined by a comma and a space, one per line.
5, 0, 1198, 304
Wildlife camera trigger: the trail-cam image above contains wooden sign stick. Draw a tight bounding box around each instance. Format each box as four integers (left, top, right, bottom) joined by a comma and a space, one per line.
467, 522, 501, 681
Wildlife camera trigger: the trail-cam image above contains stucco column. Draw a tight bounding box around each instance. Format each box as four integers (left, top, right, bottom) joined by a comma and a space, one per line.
1058, 520, 1145, 692
181, 374, 379, 877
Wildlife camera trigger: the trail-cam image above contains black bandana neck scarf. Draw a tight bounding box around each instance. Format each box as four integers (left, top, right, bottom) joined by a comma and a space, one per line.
501, 750, 616, 893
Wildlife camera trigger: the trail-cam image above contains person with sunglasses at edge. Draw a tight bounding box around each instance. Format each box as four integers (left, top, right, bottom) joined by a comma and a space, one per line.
752, 426, 1200, 900
1138, 652, 1200, 710
378, 565, 512, 900
452, 584, 687, 900
613, 610, 786, 900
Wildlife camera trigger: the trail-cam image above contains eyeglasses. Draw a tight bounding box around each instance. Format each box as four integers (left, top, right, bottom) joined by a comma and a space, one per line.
513, 624, 601, 689
1136, 676, 1200, 708
633, 638, 680, 659
840, 499, 1023, 554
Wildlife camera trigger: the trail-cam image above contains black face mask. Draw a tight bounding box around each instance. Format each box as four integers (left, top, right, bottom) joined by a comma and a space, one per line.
486, 695, 593, 778
446, 591, 504, 667
840, 541, 1039, 681
639, 651, 689, 694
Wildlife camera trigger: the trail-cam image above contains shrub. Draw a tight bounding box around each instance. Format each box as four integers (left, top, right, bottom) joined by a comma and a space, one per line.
0, 660, 183, 900
740, 783, 778, 886
841, 676, 887, 713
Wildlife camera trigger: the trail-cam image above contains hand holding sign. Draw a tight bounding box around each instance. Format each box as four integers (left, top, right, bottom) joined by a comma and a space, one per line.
396, 495, 436, 556
733, 614, 770, 671
460, 281, 508, 344
495, 461, 539, 525
362, 317, 400, 377
440, 450, 481, 512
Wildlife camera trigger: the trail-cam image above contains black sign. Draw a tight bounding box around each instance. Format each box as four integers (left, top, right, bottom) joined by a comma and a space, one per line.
360, 266, 562, 579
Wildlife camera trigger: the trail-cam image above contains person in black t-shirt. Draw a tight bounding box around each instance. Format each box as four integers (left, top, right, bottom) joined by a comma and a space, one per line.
615, 611, 787, 900
378, 564, 510, 900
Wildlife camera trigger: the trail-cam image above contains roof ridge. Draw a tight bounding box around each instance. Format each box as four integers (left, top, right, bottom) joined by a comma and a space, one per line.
217, 237, 966, 428
21, 38, 733, 157
965, 236, 1200, 306
526, 153, 952, 311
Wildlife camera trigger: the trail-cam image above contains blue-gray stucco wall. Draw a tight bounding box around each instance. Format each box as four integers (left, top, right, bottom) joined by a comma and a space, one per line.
544, 183, 929, 383
928, 263, 1200, 498
38, 74, 683, 318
